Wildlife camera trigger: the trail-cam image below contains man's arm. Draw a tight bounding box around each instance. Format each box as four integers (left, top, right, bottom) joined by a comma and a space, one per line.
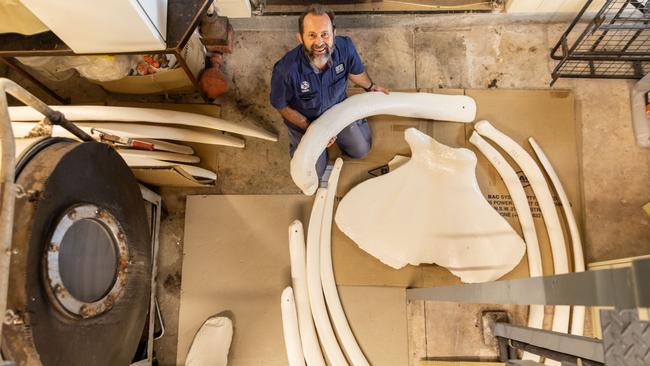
278, 106, 309, 131
348, 71, 389, 94
278, 106, 336, 147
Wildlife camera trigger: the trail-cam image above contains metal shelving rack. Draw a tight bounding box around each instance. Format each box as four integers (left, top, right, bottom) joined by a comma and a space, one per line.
551, 0, 650, 85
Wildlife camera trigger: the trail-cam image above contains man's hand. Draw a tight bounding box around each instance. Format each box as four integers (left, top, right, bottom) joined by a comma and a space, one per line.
370, 84, 390, 95
278, 106, 310, 131
326, 137, 337, 148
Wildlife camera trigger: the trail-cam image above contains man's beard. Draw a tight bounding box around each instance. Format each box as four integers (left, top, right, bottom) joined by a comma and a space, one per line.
304, 41, 334, 67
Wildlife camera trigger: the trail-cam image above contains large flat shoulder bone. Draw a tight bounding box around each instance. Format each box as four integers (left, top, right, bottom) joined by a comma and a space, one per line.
334, 128, 525, 283
291, 92, 477, 195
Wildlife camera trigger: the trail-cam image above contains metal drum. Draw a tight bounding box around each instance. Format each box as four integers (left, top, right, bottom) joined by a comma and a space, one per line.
2, 139, 151, 366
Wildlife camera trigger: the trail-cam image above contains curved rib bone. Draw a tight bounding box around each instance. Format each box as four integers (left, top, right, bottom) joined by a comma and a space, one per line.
288, 221, 326, 366
291, 92, 477, 195
474, 120, 570, 335
469, 131, 544, 361
320, 159, 370, 366
529, 137, 585, 336
307, 189, 349, 366
281, 287, 307, 366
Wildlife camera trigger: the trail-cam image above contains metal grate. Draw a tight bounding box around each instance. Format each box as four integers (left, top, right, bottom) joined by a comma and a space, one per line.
551, 0, 650, 85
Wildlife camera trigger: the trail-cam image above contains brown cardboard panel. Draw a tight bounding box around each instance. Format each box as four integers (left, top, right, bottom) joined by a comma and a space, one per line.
178, 195, 409, 365
131, 167, 209, 187
177, 195, 313, 366
338, 286, 409, 366
332, 89, 581, 287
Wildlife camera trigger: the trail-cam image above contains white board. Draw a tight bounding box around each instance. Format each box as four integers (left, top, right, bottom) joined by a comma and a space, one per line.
11, 122, 244, 148
116, 148, 200, 164
9, 105, 278, 142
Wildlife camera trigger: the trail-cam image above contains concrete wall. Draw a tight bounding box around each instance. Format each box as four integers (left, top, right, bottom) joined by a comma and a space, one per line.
506, 0, 605, 13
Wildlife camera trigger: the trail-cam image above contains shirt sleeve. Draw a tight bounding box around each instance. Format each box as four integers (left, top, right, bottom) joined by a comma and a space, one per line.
345, 37, 365, 75
270, 61, 291, 110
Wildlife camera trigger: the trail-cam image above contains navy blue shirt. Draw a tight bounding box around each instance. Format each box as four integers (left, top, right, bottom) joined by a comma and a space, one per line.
270, 36, 365, 131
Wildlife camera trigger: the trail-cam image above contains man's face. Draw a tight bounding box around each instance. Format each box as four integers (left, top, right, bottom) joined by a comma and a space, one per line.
298, 13, 335, 67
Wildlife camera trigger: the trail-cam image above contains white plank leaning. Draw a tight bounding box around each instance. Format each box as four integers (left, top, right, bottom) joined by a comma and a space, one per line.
9, 105, 278, 142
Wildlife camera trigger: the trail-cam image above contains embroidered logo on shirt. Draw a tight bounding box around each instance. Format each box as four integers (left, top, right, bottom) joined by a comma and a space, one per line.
300, 81, 310, 92
335, 63, 345, 74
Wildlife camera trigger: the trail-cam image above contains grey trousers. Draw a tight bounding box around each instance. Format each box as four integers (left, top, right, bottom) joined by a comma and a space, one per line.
288, 118, 372, 178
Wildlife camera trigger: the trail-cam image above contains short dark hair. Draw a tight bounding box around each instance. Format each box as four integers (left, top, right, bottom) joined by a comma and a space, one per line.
298, 4, 336, 35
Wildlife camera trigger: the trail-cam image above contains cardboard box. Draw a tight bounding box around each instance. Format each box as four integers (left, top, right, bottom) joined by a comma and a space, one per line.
92, 68, 195, 95
91, 30, 206, 94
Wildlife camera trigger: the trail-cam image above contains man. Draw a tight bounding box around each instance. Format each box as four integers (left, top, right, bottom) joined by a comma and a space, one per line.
270, 3, 388, 179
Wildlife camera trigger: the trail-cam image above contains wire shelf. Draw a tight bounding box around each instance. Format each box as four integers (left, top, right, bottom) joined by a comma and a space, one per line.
551, 0, 650, 85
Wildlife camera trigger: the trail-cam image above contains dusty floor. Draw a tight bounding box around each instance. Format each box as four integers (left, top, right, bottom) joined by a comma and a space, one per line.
4, 11, 650, 366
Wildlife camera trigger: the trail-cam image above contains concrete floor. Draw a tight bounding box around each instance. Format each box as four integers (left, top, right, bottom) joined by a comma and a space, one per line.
3, 11, 650, 366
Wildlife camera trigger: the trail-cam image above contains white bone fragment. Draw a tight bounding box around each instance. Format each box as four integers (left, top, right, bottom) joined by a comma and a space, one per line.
184, 316, 233, 366
473, 120, 570, 335
529, 137, 585, 336
9, 105, 278, 141
281, 287, 307, 366
320, 158, 369, 366
335, 128, 526, 283
288, 221, 326, 366
291, 92, 477, 195
307, 189, 349, 366
469, 131, 545, 361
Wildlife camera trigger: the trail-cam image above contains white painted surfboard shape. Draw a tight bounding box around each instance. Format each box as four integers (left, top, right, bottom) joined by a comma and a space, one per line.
11, 122, 244, 148
474, 120, 570, 336
120, 156, 216, 181
9, 105, 278, 142
116, 149, 200, 164
291, 92, 477, 195
335, 128, 526, 283
139, 139, 194, 155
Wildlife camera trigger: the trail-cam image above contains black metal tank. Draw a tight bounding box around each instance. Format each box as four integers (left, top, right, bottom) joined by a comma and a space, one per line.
2, 139, 151, 366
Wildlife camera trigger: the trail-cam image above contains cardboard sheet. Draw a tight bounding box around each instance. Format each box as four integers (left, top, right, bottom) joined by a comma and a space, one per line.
332, 88, 581, 287
177, 89, 582, 364
178, 195, 409, 365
